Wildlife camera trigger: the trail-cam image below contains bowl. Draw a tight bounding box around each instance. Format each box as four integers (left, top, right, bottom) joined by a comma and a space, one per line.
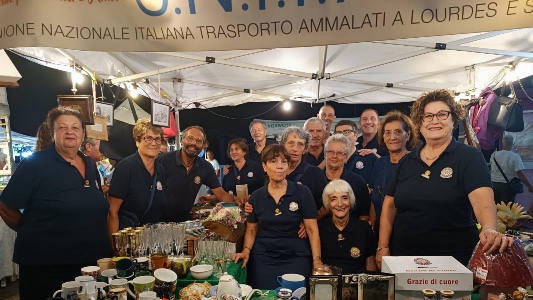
190, 264, 213, 280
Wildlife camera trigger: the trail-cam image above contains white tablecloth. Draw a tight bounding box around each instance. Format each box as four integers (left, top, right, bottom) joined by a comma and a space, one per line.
0, 218, 17, 279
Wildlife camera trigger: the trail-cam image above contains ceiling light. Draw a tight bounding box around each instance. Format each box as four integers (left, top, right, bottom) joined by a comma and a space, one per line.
282, 100, 292, 111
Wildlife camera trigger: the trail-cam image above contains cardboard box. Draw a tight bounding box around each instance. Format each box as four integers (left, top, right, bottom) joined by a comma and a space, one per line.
382, 256, 473, 300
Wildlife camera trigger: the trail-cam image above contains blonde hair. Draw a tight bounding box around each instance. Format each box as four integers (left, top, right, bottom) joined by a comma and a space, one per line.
133, 118, 163, 142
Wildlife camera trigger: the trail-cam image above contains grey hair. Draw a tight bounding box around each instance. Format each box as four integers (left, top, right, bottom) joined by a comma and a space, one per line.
322, 179, 356, 212
249, 119, 267, 132
502, 134, 515, 147
303, 117, 326, 132
280, 126, 311, 150
80, 137, 98, 152
324, 134, 351, 155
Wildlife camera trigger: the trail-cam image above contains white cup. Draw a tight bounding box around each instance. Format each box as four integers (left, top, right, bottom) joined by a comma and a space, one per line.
139, 291, 157, 300
95, 282, 107, 299
53, 281, 80, 300
75, 276, 96, 295
77, 291, 97, 300
101, 268, 118, 283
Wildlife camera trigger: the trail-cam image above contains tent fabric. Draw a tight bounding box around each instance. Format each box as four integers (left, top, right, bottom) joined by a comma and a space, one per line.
8, 28, 533, 111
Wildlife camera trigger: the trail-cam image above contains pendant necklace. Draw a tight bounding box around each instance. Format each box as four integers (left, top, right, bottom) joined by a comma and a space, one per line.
275, 197, 284, 216
421, 170, 431, 179
182, 158, 195, 171
334, 218, 348, 241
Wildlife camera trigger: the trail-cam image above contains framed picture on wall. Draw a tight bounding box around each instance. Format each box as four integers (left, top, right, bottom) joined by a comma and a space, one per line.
95, 101, 114, 126
0, 142, 12, 176
151, 100, 170, 127
57, 95, 94, 125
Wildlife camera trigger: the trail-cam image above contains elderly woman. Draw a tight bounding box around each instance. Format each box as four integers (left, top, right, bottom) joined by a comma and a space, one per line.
222, 138, 265, 196
108, 118, 166, 233
319, 179, 377, 273
376, 90, 514, 268
368, 111, 417, 239
0, 106, 110, 300
232, 144, 322, 290
323, 134, 371, 221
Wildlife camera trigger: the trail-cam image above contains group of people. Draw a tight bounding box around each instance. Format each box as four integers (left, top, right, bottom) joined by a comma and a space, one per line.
0, 89, 521, 298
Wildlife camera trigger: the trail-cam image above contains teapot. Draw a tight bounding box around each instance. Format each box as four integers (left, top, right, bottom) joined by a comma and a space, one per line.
216, 273, 241, 300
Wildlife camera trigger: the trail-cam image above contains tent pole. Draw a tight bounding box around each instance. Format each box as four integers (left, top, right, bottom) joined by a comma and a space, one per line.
175, 110, 181, 150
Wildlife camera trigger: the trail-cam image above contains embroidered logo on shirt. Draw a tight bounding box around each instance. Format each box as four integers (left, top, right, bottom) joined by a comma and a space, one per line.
350, 247, 361, 258
247, 172, 253, 177
440, 167, 453, 179
356, 161, 364, 169
156, 181, 163, 190
194, 176, 201, 184
289, 202, 299, 211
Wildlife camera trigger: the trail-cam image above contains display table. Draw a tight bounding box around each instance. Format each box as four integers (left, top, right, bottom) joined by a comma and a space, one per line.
175, 260, 246, 296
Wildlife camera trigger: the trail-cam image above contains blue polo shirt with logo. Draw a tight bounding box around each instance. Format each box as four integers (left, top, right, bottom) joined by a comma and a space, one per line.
222, 160, 265, 195
345, 151, 377, 183
286, 161, 328, 210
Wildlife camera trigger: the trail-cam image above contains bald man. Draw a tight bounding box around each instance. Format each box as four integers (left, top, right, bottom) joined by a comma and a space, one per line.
318, 105, 336, 143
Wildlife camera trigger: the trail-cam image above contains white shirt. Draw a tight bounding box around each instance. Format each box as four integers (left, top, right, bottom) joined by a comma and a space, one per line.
490, 150, 525, 183
208, 159, 220, 171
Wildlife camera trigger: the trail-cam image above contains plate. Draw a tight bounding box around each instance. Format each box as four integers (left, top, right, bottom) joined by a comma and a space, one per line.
240, 284, 252, 297
274, 287, 292, 298
292, 287, 306, 299
209, 285, 218, 297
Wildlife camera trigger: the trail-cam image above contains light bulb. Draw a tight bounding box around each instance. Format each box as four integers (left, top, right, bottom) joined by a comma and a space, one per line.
282, 101, 292, 111
129, 84, 139, 98
71, 70, 84, 84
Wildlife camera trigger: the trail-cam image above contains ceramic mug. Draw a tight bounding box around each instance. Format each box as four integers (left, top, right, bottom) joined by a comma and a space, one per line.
101, 269, 118, 284
95, 282, 107, 299
107, 287, 127, 300
277, 274, 305, 292
135, 270, 152, 277
115, 258, 137, 279
77, 291, 97, 300
97, 258, 113, 273
138, 291, 157, 300
75, 276, 96, 295
53, 281, 80, 300
127, 275, 155, 299
81, 266, 100, 279
134, 257, 150, 272
150, 253, 170, 270
153, 268, 178, 293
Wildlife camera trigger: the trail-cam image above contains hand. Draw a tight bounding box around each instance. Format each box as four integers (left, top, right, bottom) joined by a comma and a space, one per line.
298, 222, 308, 238
312, 260, 323, 269
375, 247, 390, 270
232, 252, 250, 268
244, 202, 253, 216
234, 196, 245, 207
198, 196, 210, 204
358, 149, 378, 157
480, 228, 514, 254
101, 184, 110, 195
223, 165, 230, 176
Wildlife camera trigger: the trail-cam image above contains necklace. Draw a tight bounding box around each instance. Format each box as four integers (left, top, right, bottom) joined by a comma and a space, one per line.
422, 138, 451, 161
182, 158, 195, 171
423, 150, 439, 161
333, 217, 348, 241
275, 197, 284, 216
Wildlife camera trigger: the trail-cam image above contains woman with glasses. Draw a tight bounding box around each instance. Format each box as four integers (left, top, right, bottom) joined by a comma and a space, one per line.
376, 90, 513, 268
108, 118, 167, 234
368, 111, 416, 240
222, 138, 265, 196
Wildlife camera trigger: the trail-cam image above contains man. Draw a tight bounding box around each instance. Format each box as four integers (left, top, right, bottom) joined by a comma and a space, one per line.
206, 149, 220, 177
318, 105, 336, 142
490, 134, 533, 203
247, 120, 276, 164
357, 109, 387, 157
303, 117, 326, 166
159, 138, 168, 155
335, 120, 377, 183
158, 126, 237, 222
323, 134, 371, 220
81, 137, 108, 195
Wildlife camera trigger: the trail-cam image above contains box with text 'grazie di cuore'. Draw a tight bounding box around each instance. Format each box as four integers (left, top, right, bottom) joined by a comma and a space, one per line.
382, 256, 473, 300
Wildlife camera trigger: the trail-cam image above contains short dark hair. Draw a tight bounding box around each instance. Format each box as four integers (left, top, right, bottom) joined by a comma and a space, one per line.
227, 138, 249, 159
410, 89, 464, 131
182, 125, 207, 145
334, 120, 357, 132
46, 105, 84, 134
261, 144, 290, 165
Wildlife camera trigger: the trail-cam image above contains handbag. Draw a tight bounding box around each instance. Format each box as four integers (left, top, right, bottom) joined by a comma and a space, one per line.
487, 82, 524, 132
118, 174, 158, 229
493, 157, 524, 194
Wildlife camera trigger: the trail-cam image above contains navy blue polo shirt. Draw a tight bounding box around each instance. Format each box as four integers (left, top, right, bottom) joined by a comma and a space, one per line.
386, 138, 491, 264
247, 181, 318, 238
368, 156, 398, 240
356, 135, 388, 157
305, 149, 325, 166
325, 169, 370, 218
286, 161, 328, 210
318, 216, 376, 274
0, 146, 110, 265
247, 139, 277, 165
158, 150, 221, 222
345, 151, 377, 183
222, 160, 265, 195
109, 151, 166, 225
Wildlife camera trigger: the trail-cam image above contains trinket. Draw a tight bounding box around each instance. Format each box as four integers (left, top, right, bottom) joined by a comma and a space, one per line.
337, 233, 344, 241
275, 208, 282, 216
84, 179, 90, 187
421, 170, 431, 179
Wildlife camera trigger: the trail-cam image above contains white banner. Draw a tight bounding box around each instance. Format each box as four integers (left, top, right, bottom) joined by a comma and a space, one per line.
0, 0, 532, 52
261, 118, 359, 135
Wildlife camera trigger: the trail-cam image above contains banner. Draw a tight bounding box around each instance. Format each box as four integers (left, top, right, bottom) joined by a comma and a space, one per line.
260, 118, 359, 135
0, 0, 532, 52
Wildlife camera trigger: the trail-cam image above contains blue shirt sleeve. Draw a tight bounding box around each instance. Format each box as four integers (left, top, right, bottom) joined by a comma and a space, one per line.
461, 148, 492, 194
0, 157, 39, 209
246, 191, 259, 223
204, 162, 222, 190
108, 159, 132, 200
299, 185, 319, 219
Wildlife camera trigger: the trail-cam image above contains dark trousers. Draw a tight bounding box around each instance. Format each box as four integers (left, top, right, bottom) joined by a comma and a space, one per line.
19, 264, 86, 300
492, 181, 516, 204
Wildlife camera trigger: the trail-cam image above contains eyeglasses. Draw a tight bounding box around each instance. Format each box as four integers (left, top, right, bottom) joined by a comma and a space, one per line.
334, 129, 354, 135
184, 135, 204, 145
142, 136, 162, 144
325, 150, 346, 157
421, 110, 451, 122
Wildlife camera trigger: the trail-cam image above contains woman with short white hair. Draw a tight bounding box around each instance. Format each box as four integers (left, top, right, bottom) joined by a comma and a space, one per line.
318, 179, 378, 273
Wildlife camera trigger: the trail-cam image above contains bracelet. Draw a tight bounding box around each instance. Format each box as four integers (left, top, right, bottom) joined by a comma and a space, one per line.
313, 256, 322, 261
376, 246, 389, 252
243, 245, 252, 251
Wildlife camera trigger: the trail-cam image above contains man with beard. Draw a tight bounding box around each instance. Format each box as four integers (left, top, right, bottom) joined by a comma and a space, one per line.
81, 137, 109, 195
303, 117, 326, 167
357, 109, 387, 157
158, 126, 236, 222
317, 105, 336, 143
247, 120, 276, 164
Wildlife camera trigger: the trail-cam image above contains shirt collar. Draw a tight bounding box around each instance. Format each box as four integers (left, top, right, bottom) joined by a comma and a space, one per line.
175, 149, 198, 170
261, 180, 298, 198
325, 215, 356, 233
50, 143, 88, 165
411, 137, 458, 160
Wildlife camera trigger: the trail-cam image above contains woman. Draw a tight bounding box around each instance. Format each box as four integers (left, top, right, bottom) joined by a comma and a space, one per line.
35, 122, 53, 151
222, 138, 265, 196
108, 118, 166, 234
318, 179, 377, 273
376, 90, 514, 268
0, 106, 110, 300
232, 144, 322, 290
368, 111, 417, 239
